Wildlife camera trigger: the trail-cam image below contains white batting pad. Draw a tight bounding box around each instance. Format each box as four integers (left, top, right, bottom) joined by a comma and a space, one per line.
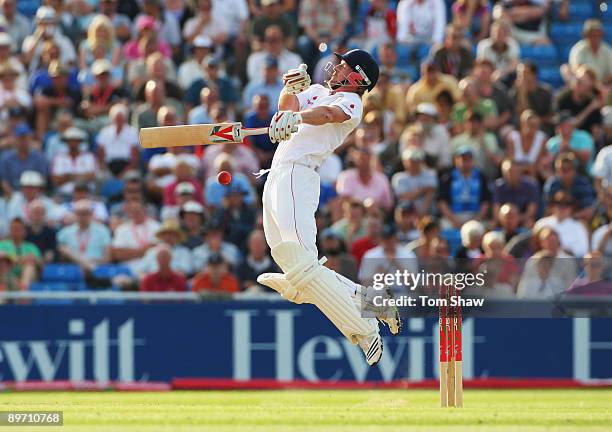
272, 242, 377, 344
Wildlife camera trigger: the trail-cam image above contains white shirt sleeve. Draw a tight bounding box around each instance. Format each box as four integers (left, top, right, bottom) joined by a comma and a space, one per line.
431, 0, 447, 44
329, 92, 363, 125
396, 0, 409, 43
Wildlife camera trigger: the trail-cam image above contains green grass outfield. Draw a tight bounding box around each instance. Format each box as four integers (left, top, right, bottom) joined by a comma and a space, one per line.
1, 389, 611, 431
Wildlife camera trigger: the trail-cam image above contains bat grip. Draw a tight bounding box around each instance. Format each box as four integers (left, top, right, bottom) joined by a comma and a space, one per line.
240, 127, 269, 139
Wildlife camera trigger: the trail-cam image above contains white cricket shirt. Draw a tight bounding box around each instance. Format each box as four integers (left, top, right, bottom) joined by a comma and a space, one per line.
271, 84, 363, 169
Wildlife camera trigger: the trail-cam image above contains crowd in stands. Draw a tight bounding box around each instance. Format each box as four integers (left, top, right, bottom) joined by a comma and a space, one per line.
0, 0, 611, 301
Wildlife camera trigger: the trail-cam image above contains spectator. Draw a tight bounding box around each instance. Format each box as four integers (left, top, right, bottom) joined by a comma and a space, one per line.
412, 103, 452, 169
133, 53, 181, 102
593, 219, 612, 258
543, 153, 595, 221
189, 88, 223, 127
497, 202, 524, 243
78, 14, 121, 72
96, 103, 140, 177
139, 219, 194, 277
396, 0, 446, 47
250, 0, 296, 47
494, 0, 550, 46
375, 42, 412, 86
493, 159, 540, 227
517, 228, 576, 298
202, 139, 259, 181
593, 141, 612, 192
243, 94, 275, 168
25, 199, 57, 264
161, 182, 201, 222
138, 0, 182, 53
111, 200, 161, 275
452, 0, 491, 42
179, 201, 207, 249
406, 216, 440, 260
510, 61, 554, 133
455, 219, 485, 267
567, 251, 612, 294
57, 199, 111, 273
394, 201, 420, 244
0, 217, 41, 289
185, 55, 238, 107
247, 25, 302, 83
297, 0, 349, 66
391, 147, 437, 215
177, 36, 214, 91
51, 127, 96, 197
319, 228, 359, 281
98, 0, 132, 43
192, 221, 242, 270
0, 123, 48, 194
123, 15, 172, 61
43, 110, 77, 161
438, 147, 491, 229
337, 147, 393, 211
0, 250, 19, 297
535, 191, 590, 258
591, 184, 612, 232
33, 61, 82, 138
6, 171, 59, 224
357, 0, 396, 52
556, 65, 604, 135
474, 230, 519, 296
358, 224, 418, 295
0, 61, 31, 113
236, 229, 279, 291
192, 252, 241, 294
0, 0, 30, 51
476, 19, 520, 82
451, 112, 502, 179
430, 24, 474, 80
0, 32, 27, 90
140, 244, 187, 292
505, 109, 547, 177
330, 199, 367, 247
406, 62, 460, 113
56, 182, 109, 224
568, 20, 612, 84
472, 58, 513, 129
80, 59, 128, 132
350, 216, 383, 265
22, 6, 76, 74
214, 183, 256, 250
451, 77, 498, 133
183, 0, 228, 46
545, 112, 595, 172
243, 57, 283, 109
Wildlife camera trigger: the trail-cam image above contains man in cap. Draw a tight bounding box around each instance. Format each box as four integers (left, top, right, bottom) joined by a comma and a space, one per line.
192, 220, 241, 270
0, 32, 27, 89
50, 127, 96, 196
0, 0, 30, 50
192, 252, 240, 294
259, 49, 400, 366
138, 219, 193, 277
185, 55, 238, 107
177, 35, 214, 90
6, 171, 59, 224
57, 199, 111, 273
243, 56, 283, 108
179, 200, 207, 249
412, 102, 452, 169
34, 60, 81, 137
0, 61, 31, 111
545, 110, 595, 170
22, 6, 76, 72
0, 123, 47, 194
438, 146, 491, 229
569, 19, 612, 84
391, 146, 437, 214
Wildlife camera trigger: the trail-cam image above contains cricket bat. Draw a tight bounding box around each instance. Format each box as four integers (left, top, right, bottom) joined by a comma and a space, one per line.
139, 123, 269, 148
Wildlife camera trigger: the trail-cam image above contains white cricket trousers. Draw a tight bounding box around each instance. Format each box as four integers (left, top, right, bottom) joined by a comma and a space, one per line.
262, 163, 360, 295
262, 163, 319, 254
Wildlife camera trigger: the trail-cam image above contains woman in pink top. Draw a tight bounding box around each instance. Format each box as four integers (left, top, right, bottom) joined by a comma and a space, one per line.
123, 15, 172, 61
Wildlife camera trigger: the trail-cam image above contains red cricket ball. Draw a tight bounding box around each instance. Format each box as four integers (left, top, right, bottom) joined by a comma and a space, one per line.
217, 170, 232, 185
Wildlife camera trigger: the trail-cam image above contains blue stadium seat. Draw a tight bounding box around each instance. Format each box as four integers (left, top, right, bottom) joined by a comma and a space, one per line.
41, 264, 84, 283
93, 264, 133, 279
567, 2, 595, 20
519, 45, 559, 66
100, 178, 124, 201
396, 44, 412, 66
417, 44, 432, 62
16, 0, 40, 18
602, 6, 612, 23
550, 23, 583, 45
559, 44, 573, 63
538, 66, 564, 89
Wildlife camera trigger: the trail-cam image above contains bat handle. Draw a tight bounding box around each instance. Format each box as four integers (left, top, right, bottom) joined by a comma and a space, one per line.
240, 127, 269, 140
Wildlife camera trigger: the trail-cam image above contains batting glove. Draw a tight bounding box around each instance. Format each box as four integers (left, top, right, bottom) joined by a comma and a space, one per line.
269, 111, 302, 143
282, 64, 311, 95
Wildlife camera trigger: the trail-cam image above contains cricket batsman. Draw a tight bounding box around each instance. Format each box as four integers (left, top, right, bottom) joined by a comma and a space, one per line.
256, 50, 401, 366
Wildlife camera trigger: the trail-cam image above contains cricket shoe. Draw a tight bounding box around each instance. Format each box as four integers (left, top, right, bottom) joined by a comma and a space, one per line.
358, 330, 384, 366
354, 286, 402, 335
